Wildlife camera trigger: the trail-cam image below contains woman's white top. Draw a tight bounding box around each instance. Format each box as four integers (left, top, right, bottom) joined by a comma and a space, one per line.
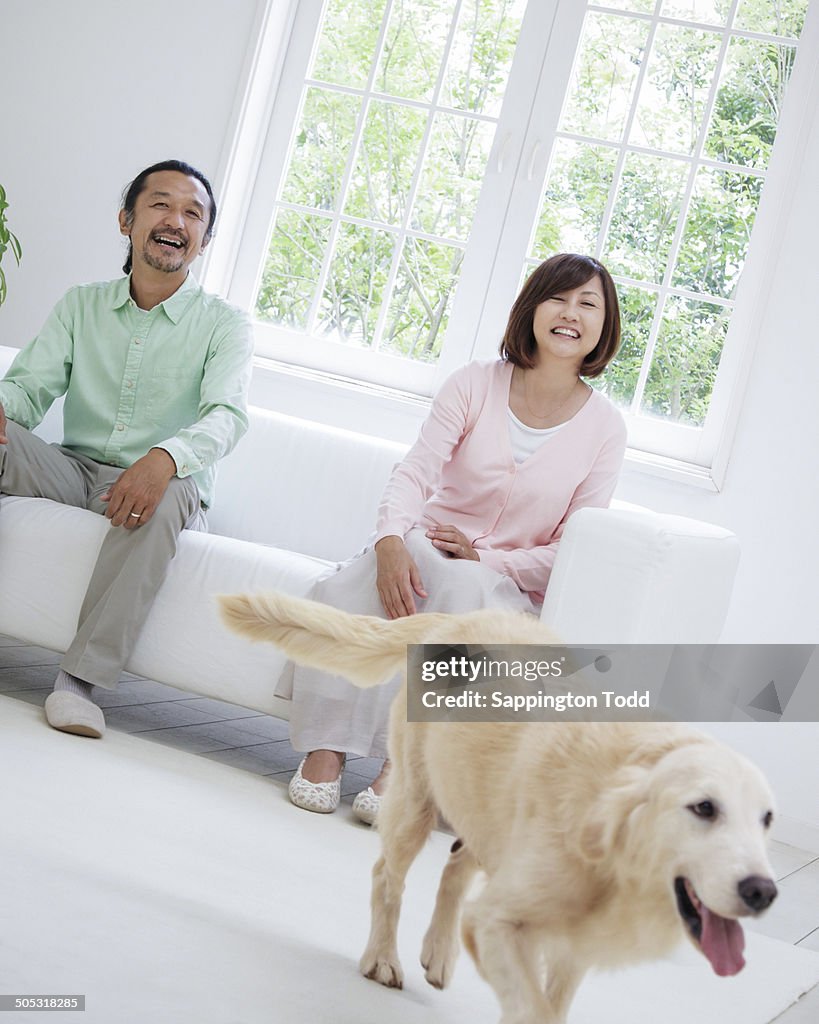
506, 407, 565, 464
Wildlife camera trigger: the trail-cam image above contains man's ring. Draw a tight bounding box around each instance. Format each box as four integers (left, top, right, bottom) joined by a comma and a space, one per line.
129, 512, 142, 519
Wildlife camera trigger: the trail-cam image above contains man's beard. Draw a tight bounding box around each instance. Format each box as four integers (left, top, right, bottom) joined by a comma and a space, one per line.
140, 246, 186, 273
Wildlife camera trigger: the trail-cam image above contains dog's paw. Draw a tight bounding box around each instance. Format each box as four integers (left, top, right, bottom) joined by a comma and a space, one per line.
360, 949, 404, 989
420, 929, 459, 989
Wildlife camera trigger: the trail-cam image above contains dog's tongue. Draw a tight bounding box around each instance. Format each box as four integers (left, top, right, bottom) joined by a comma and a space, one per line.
700, 906, 746, 976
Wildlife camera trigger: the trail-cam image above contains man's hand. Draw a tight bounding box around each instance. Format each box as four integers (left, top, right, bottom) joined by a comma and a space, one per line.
102, 448, 177, 529
0, 402, 7, 445
375, 535, 428, 619
426, 524, 480, 561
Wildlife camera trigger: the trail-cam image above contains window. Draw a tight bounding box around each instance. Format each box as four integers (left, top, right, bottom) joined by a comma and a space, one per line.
211, 0, 815, 481
524, 0, 814, 470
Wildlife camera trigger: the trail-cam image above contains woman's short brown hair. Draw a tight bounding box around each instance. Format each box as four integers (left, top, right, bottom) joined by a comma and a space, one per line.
499, 253, 621, 378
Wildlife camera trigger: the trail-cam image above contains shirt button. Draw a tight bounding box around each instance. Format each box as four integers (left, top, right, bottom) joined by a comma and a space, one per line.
133, 338, 141, 346
116, 424, 125, 432
126, 380, 134, 388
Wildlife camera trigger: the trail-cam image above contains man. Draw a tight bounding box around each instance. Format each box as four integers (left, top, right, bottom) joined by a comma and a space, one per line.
0, 159, 253, 738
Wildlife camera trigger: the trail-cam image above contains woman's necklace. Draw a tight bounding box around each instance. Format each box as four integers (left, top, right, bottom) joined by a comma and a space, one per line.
521, 372, 585, 423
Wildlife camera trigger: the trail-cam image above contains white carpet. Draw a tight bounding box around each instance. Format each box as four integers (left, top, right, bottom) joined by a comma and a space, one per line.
2, 693, 818, 1024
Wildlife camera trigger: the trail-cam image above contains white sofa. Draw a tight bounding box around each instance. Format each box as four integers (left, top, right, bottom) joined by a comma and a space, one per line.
0, 344, 741, 718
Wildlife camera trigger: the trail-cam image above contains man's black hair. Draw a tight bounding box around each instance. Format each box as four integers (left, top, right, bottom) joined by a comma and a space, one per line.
121, 159, 216, 274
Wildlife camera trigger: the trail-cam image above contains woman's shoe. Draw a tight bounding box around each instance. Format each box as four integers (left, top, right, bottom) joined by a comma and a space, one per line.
288, 754, 346, 813
351, 786, 381, 825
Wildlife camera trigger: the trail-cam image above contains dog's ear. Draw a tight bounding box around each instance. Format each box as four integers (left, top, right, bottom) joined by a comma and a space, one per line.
577, 766, 650, 864
218, 592, 450, 687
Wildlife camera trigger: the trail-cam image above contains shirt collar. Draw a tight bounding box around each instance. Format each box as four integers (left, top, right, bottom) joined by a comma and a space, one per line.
110, 276, 133, 312
110, 272, 200, 323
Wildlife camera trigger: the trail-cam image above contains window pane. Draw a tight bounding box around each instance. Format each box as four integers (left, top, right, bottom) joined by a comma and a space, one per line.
376, 0, 457, 101
561, 13, 650, 142
383, 237, 464, 360
704, 36, 798, 170
530, 139, 617, 259
630, 25, 722, 155
413, 114, 497, 241
734, 0, 809, 39
442, 0, 528, 116
344, 100, 428, 225
660, 0, 732, 25
311, 0, 389, 88
255, 210, 333, 328
642, 295, 730, 424
281, 88, 360, 210
674, 167, 763, 299
603, 153, 688, 283
594, 284, 657, 407
317, 224, 396, 346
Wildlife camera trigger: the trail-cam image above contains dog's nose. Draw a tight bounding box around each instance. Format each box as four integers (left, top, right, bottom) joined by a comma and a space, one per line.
738, 875, 778, 912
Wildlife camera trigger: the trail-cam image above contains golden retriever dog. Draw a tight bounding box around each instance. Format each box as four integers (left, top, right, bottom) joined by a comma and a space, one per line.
219, 592, 778, 1024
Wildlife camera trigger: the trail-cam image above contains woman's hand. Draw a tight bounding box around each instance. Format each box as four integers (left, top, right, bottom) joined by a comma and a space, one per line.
375, 535, 428, 619
426, 524, 480, 561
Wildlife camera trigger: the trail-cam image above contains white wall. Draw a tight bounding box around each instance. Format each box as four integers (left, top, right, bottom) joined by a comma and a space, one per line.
0, 0, 262, 345
1, 0, 817, 839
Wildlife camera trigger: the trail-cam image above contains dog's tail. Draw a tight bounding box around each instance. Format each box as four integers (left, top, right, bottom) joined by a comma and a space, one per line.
218, 591, 451, 687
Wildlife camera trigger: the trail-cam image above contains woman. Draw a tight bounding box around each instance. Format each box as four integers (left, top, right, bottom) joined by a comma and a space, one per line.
279, 252, 627, 822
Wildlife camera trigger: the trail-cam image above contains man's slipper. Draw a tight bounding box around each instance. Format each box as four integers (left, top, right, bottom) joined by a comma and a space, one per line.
44, 691, 106, 738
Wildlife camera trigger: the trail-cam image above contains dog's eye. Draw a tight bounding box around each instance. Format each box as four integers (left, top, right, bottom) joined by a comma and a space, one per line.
763, 810, 774, 829
688, 800, 717, 820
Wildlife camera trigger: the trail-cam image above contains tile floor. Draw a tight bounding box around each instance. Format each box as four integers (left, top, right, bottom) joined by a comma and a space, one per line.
2, 633, 818, 1021
0, 635, 384, 807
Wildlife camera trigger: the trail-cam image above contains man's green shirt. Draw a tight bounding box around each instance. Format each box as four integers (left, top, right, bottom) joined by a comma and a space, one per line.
0, 274, 253, 508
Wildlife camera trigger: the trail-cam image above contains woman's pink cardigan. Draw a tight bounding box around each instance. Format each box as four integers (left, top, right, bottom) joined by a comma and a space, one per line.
374, 359, 627, 601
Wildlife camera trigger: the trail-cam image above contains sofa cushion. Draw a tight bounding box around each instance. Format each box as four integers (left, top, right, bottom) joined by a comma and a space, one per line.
0, 496, 331, 714
207, 407, 408, 560
129, 528, 331, 714
0, 496, 107, 650
541, 505, 740, 644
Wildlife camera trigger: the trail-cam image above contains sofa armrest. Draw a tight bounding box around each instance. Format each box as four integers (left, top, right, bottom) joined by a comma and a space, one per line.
540, 506, 740, 644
